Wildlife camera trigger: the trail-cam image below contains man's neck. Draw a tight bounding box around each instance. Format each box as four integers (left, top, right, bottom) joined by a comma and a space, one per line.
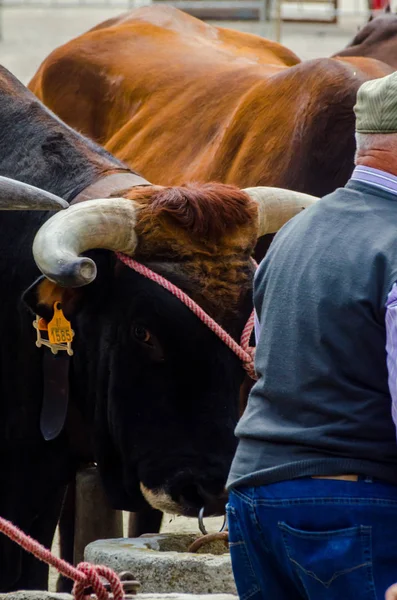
355, 152, 397, 178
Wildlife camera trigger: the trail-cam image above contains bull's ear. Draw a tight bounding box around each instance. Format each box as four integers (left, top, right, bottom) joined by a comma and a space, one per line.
22, 276, 83, 322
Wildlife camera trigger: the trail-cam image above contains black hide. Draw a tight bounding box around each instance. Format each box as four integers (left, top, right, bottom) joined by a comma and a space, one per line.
0, 65, 249, 590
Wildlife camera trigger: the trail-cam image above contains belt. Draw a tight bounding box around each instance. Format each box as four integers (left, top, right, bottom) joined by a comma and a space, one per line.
311, 474, 359, 482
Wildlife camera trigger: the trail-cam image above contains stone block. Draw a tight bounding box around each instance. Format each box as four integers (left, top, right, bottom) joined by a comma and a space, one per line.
85, 534, 236, 595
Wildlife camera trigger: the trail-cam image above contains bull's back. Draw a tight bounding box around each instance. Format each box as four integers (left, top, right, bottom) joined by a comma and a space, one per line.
29, 5, 297, 145
85, 5, 300, 66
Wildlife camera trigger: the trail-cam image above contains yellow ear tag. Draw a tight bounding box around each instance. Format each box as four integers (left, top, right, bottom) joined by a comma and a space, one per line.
48, 302, 74, 346
33, 303, 74, 356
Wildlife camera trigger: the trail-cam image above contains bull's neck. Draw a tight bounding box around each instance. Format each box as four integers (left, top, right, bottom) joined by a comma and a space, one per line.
0, 65, 137, 202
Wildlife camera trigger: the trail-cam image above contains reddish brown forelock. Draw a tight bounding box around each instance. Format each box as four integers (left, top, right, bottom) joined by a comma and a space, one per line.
147, 183, 257, 242
121, 182, 257, 323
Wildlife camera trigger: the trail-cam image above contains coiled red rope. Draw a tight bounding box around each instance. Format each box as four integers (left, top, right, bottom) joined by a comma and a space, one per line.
0, 516, 124, 600
116, 253, 258, 380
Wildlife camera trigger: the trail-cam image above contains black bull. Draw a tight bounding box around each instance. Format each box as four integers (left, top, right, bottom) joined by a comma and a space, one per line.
0, 65, 253, 591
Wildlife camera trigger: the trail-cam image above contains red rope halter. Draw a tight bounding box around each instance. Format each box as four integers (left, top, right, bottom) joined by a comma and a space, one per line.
0, 516, 124, 600
116, 253, 257, 380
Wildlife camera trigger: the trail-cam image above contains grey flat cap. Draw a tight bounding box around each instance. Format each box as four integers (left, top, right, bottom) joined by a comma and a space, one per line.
354, 72, 397, 134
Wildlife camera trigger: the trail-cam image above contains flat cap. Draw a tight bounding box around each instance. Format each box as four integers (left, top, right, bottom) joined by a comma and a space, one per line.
354, 72, 397, 134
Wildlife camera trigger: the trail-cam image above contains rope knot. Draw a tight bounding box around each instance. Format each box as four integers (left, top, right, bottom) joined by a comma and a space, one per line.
73, 563, 125, 600
243, 347, 257, 380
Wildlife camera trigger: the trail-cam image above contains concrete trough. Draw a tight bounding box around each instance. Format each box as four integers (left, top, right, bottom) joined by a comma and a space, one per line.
85, 534, 236, 595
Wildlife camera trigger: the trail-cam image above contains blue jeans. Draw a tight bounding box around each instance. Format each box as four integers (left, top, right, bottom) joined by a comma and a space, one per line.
228, 478, 397, 600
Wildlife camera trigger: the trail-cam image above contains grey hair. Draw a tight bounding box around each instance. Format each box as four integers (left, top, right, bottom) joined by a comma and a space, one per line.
354, 131, 397, 163
354, 132, 366, 163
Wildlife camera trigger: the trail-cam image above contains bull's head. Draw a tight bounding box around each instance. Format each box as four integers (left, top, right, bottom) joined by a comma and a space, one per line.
22, 181, 315, 516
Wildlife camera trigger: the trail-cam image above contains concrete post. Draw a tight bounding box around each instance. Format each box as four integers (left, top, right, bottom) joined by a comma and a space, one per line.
274, 0, 282, 42
74, 466, 123, 565
128, 507, 163, 538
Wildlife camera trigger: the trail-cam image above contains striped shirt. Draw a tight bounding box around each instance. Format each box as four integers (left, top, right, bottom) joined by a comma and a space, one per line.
352, 167, 397, 439
255, 165, 397, 439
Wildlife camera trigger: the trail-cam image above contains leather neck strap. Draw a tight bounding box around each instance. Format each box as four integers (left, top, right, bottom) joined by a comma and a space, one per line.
41, 171, 151, 441
71, 172, 151, 205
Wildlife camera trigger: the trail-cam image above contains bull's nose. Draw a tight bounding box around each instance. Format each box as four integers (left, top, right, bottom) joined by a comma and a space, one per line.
177, 482, 212, 509
169, 473, 227, 515
201, 493, 228, 517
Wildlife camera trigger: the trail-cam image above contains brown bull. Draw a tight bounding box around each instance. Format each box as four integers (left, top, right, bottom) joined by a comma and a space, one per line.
30, 6, 393, 198
334, 13, 397, 69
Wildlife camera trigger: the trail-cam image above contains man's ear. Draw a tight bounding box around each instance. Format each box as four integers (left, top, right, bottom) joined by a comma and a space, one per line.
22, 276, 84, 322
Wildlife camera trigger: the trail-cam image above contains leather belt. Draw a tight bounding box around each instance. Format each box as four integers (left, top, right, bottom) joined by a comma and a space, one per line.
41, 351, 70, 441
312, 474, 359, 482
71, 172, 151, 205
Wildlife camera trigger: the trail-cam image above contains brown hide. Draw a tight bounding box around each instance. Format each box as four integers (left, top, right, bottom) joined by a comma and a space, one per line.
29, 6, 393, 197
123, 183, 258, 324
335, 14, 397, 69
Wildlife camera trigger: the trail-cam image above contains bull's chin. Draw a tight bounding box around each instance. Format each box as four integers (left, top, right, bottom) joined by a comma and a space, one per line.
139, 483, 227, 517
140, 483, 194, 515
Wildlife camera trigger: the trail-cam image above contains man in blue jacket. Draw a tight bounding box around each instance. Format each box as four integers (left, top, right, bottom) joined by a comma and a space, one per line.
227, 71, 397, 599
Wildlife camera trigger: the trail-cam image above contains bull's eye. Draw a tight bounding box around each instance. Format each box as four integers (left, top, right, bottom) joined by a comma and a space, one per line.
133, 325, 151, 344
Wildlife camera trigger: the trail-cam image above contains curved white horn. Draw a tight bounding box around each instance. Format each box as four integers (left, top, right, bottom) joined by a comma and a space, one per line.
33, 198, 140, 287
244, 187, 319, 236
0, 176, 68, 211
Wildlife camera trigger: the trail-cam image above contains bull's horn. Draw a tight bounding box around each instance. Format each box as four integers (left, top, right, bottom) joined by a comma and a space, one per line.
0, 176, 68, 211
244, 187, 318, 236
32, 198, 140, 287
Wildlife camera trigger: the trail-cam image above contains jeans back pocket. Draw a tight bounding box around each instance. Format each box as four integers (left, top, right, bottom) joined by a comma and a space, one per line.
278, 521, 376, 599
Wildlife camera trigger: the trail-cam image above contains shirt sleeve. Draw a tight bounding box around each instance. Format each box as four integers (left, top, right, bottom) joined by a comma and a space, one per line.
385, 282, 397, 439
